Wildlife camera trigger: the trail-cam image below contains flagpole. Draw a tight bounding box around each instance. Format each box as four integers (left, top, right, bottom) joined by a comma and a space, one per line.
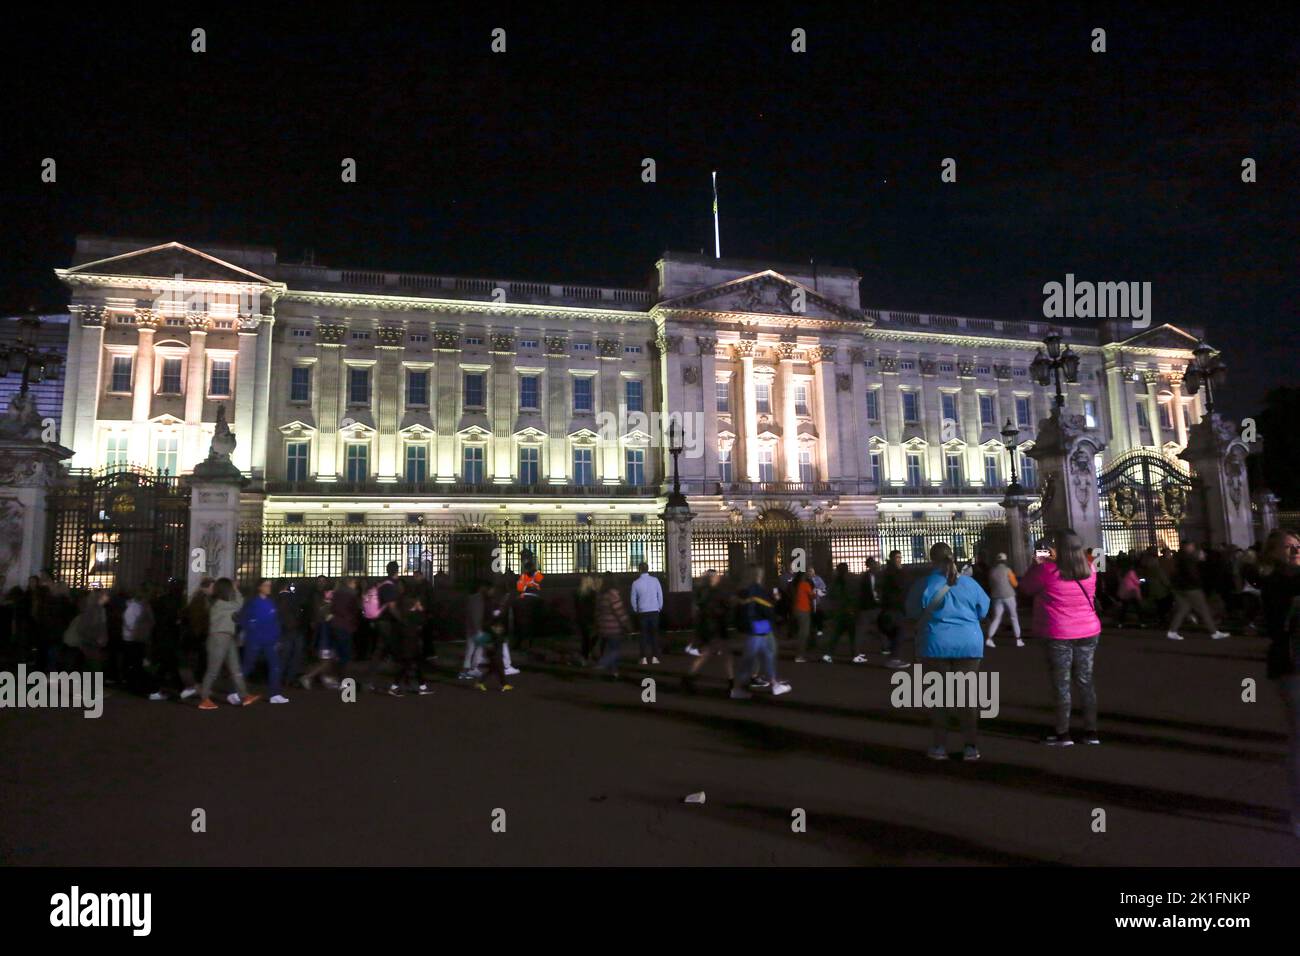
712, 171, 721, 259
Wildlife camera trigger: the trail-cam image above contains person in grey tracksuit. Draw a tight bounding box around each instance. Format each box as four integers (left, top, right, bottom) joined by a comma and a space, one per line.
984, 553, 1022, 647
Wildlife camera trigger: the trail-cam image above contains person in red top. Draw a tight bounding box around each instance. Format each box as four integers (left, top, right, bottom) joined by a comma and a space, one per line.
791, 572, 816, 663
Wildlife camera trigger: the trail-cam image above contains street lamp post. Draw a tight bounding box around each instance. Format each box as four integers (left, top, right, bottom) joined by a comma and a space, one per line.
1000, 418, 1022, 495
1029, 327, 1080, 409
1182, 340, 1227, 415
0, 309, 64, 396
666, 418, 687, 507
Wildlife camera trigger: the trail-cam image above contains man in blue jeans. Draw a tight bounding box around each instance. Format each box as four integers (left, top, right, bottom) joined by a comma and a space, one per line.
731, 565, 792, 698
630, 562, 663, 664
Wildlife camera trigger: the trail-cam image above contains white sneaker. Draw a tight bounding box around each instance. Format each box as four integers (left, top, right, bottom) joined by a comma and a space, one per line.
504, 666, 521, 676
1210, 631, 1230, 640
1166, 631, 1184, 641
821, 655, 833, 664
226, 692, 242, 706
179, 687, 197, 700
1015, 638, 1025, 647
639, 658, 648, 665
852, 654, 868, 664
651, 657, 660, 665
685, 645, 701, 657
771, 681, 792, 696
985, 638, 997, 648
886, 658, 908, 669
269, 694, 290, 704
148, 692, 167, 701
794, 656, 807, 664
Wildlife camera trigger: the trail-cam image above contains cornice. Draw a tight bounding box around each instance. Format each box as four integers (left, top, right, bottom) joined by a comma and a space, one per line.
279, 289, 648, 323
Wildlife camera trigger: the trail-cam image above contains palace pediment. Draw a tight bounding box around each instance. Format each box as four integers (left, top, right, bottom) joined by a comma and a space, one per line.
1112, 324, 1202, 351
62, 241, 276, 285
659, 270, 863, 322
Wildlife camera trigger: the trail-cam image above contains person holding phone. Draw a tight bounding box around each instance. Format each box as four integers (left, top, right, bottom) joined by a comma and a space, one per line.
1020, 530, 1103, 746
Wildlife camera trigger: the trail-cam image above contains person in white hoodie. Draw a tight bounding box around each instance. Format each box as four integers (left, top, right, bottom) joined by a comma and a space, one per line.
122, 587, 158, 698
984, 553, 1024, 648
630, 563, 664, 665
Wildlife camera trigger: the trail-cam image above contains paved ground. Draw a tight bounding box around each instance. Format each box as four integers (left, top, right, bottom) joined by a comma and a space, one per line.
1, 627, 1296, 866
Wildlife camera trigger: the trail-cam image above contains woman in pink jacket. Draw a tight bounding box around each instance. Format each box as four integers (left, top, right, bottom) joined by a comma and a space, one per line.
1020, 529, 1103, 746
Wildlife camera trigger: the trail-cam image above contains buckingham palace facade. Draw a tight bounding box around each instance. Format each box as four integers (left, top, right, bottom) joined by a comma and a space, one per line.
48, 235, 1208, 578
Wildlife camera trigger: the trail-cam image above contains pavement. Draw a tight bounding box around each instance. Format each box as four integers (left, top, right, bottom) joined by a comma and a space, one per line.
1, 627, 1296, 866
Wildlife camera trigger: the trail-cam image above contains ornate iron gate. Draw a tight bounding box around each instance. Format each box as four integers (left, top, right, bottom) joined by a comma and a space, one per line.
1097, 450, 1200, 555
45, 466, 191, 591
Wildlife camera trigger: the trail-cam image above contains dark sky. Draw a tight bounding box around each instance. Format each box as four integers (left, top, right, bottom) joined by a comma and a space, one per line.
5, 4, 1296, 420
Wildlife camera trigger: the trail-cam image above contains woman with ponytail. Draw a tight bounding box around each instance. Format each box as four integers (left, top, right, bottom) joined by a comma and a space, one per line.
1019, 528, 1103, 745
905, 542, 991, 760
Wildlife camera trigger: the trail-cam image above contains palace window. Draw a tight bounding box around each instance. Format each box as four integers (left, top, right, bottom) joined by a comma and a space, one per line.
984, 454, 999, 488
716, 380, 730, 413
941, 393, 959, 425
906, 452, 923, 488
291, 328, 313, 339
160, 358, 183, 394
344, 443, 369, 482
155, 436, 179, 476
1083, 398, 1098, 429
1136, 401, 1150, 431
463, 372, 486, 409
572, 447, 594, 486
519, 375, 540, 410
408, 333, 428, 344
347, 367, 369, 405
718, 445, 733, 482
945, 453, 963, 488
1159, 401, 1174, 430
519, 338, 539, 350
1015, 397, 1032, 428
406, 370, 429, 406
902, 391, 920, 424
209, 360, 232, 397
900, 360, 916, 371
286, 441, 309, 481
350, 330, 371, 342
1021, 452, 1038, 489
283, 544, 304, 576
462, 445, 485, 484
106, 434, 129, 469
865, 389, 879, 421
404, 444, 427, 483
465, 335, 483, 346
290, 366, 311, 403
345, 542, 366, 575
755, 381, 772, 415
798, 448, 816, 484
939, 362, 955, 373
976, 364, 991, 375
625, 448, 645, 486
795, 384, 810, 417
574, 342, 592, 352
869, 451, 883, 485
625, 379, 643, 413
624, 345, 642, 355
110, 355, 133, 393
573, 377, 594, 413
518, 446, 540, 486
758, 448, 775, 483
979, 394, 995, 426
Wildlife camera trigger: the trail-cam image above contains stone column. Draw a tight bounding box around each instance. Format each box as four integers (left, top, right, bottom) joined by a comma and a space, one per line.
662, 501, 695, 593
375, 326, 404, 481
597, 338, 622, 484
434, 328, 460, 481
778, 344, 800, 481
1144, 372, 1164, 448
695, 336, 719, 493
183, 314, 210, 471
1171, 374, 1189, 449
544, 336, 569, 483
734, 341, 758, 481
879, 356, 903, 480
188, 411, 249, 591
810, 346, 840, 482
1001, 488, 1033, 574
233, 317, 259, 474
0, 439, 74, 592
491, 331, 516, 483
315, 324, 346, 480
849, 348, 872, 482
250, 315, 274, 479
131, 310, 159, 466
1178, 414, 1254, 549
1026, 407, 1107, 553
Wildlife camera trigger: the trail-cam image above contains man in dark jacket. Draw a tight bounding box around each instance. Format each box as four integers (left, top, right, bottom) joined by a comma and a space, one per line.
276, 580, 307, 686
1167, 542, 1229, 641
878, 550, 908, 664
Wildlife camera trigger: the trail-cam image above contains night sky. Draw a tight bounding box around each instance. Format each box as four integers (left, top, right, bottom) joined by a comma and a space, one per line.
4, 4, 1295, 420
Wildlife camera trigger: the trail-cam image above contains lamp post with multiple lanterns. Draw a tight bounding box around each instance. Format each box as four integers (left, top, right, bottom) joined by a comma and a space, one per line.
1029, 327, 1080, 409
0, 309, 63, 396
1182, 340, 1227, 415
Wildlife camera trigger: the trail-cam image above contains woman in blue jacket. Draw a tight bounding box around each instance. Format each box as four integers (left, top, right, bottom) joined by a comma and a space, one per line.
239, 578, 288, 704
906, 543, 991, 760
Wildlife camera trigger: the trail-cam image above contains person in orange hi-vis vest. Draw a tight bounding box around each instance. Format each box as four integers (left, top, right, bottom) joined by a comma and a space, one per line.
513, 561, 543, 658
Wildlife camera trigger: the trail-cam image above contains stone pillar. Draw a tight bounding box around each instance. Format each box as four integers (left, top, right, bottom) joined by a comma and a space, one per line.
778, 345, 800, 481
1144, 372, 1164, 448
250, 315, 274, 478
810, 346, 840, 482
491, 331, 516, 483
434, 328, 460, 481
234, 318, 259, 475
662, 501, 695, 593
734, 342, 758, 481
131, 310, 159, 466
188, 410, 248, 591
183, 314, 210, 471
695, 336, 719, 492
1178, 414, 1254, 549
67, 305, 106, 469
1000, 489, 1033, 574
597, 338, 622, 484
0, 439, 74, 592
316, 324, 346, 480
375, 327, 403, 481
1026, 407, 1107, 553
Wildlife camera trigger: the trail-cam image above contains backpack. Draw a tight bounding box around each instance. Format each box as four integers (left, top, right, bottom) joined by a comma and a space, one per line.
362, 586, 382, 620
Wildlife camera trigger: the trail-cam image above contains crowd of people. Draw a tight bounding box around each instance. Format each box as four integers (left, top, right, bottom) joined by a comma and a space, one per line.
3, 529, 1298, 835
